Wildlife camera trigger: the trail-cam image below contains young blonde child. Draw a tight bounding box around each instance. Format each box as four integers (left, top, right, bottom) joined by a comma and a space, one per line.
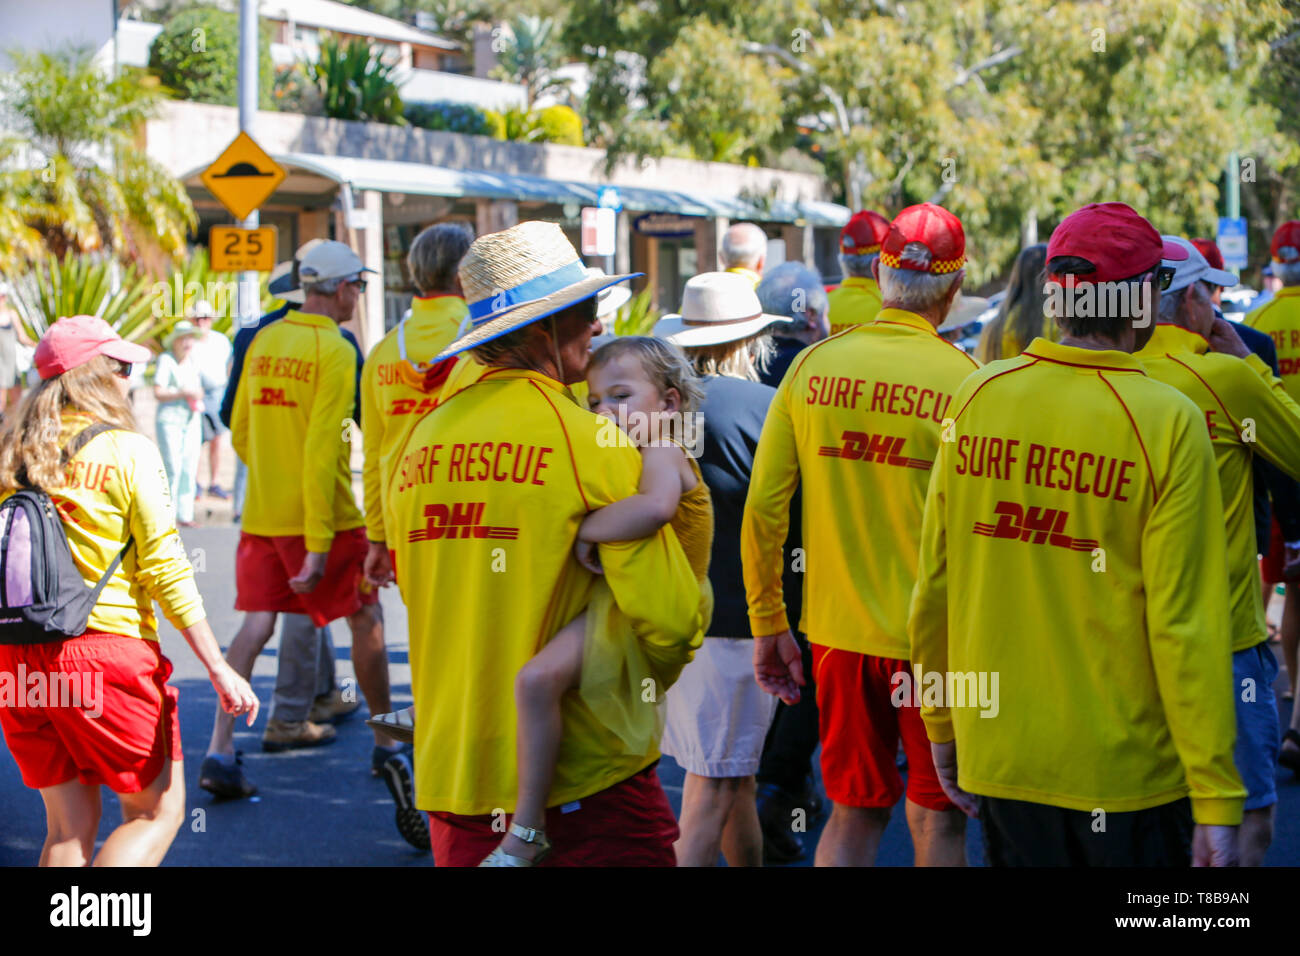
480, 336, 713, 866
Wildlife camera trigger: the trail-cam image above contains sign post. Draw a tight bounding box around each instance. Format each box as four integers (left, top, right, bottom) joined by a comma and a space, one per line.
596, 187, 622, 274
1217, 217, 1248, 272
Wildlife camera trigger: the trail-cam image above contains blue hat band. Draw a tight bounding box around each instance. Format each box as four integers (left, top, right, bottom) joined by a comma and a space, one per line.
468, 260, 589, 326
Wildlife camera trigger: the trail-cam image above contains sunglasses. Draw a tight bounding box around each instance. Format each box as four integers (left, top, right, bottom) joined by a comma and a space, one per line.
349, 278, 368, 293
1155, 266, 1177, 291
112, 360, 132, 379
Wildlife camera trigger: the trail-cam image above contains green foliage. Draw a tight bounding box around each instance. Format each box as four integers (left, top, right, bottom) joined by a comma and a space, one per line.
405, 100, 492, 135
565, 0, 1297, 282
310, 35, 407, 125
609, 288, 660, 337
148, 6, 274, 108
646, 20, 781, 164
9, 254, 161, 350
490, 15, 572, 109
271, 62, 322, 115
535, 104, 583, 145
0, 46, 196, 268
481, 104, 583, 144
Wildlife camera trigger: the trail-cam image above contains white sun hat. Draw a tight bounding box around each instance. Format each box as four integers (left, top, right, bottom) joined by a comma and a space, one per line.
652, 272, 791, 347
435, 221, 641, 361
586, 266, 633, 318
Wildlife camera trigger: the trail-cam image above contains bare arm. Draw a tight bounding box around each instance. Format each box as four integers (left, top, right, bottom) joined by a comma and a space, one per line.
579, 444, 686, 543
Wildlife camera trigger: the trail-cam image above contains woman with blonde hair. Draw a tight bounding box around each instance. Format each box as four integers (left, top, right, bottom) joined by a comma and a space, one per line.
651, 272, 794, 866
976, 243, 1051, 363
0, 315, 257, 867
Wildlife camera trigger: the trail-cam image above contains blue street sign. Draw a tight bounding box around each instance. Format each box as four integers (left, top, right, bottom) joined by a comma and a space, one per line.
1217, 217, 1248, 270
597, 186, 622, 212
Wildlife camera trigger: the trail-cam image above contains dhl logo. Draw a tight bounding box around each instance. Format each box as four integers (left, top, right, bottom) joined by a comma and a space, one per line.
818, 430, 931, 469
407, 502, 520, 542
1281, 358, 1300, 376
252, 387, 297, 407
972, 502, 1098, 551
389, 397, 438, 416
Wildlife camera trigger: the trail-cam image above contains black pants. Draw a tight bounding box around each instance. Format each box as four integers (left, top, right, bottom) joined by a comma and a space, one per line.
979, 795, 1193, 866
756, 632, 820, 793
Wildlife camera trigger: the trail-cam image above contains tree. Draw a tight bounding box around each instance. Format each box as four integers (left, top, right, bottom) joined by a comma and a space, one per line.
0, 46, 196, 267
491, 15, 571, 109
309, 35, 407, 125
148, 5, 274, 108
564, 0, 1291, 283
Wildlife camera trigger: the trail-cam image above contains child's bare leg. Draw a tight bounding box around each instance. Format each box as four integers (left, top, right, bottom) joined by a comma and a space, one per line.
503, 612, 586, 859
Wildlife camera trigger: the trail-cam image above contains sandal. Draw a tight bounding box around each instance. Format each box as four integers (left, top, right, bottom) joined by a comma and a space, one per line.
1280, 729, 1300, 776
365, 706, 415, 745
479, 822, 552, 867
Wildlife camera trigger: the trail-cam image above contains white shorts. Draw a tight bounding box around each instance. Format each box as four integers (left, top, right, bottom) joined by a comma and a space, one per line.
660, 637, 779, 778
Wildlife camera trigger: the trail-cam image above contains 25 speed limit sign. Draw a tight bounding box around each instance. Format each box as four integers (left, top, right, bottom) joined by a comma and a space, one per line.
210, 226, 278, 272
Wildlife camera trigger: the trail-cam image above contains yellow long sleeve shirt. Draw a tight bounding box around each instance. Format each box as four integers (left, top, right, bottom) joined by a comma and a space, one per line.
1138, 323, 1300, 651
0, 414, 206, 641
1245, 286, 1300, 400
387, 367, 705, 816
826, 276, 883, 335
232, 310, 363, 553
742, 308, 979, 657
360, 294, 468, 543
907, 337, 1245, 825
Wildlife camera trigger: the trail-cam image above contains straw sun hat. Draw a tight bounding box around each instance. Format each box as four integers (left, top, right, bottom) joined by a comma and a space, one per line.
435, 221, 640, 361
652, 271, 790, 347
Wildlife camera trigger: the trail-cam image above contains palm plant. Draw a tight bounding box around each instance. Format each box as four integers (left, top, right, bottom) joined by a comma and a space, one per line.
491, 15, 572, 110
310, 35, 407, 125
9, 254, 161, 351
610, 288, 661, 337
0, 46, 196, 266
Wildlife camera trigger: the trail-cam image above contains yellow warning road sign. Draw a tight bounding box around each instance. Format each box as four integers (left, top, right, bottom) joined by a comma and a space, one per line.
210, 226, 278, 272
200, 132, 286, 221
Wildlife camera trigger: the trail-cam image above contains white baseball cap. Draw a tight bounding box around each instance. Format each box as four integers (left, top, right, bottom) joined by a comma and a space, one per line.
1161, 236, 1237, 293
298, 240, 376, 286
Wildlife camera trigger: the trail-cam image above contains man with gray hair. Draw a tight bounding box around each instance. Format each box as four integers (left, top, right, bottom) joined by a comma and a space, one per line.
202, 240, 401, 800
721, 222, 769, 286
757, 261, 830, 388
827, 210, 890, 334
744, 203, 976, 866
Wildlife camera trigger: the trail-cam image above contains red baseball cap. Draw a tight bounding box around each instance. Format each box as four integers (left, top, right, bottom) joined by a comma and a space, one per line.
1191, 238, 1226, 272
880, 203, 965, 275
1271, 221, 1300, 264
1046, 202, 1186, 283
34, 315, 152, 380
840, 210, 891, 256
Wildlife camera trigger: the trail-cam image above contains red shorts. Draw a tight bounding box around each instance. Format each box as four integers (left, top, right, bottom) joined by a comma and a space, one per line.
812, 644, 953, 811
0, 632, 181, 792
235, 527, 377, 627
427, 763, 679, 867
1261, 518, 1286, 585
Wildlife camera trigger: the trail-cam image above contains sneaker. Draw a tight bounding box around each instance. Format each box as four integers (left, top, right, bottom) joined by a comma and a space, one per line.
756, 783, 807, 865
208, 485, 231, 500
381, 753, 429, 852
372, 743, 412, 777
198, 752, 257, 800
308, 688, 361, 724
261, 718, 337, 753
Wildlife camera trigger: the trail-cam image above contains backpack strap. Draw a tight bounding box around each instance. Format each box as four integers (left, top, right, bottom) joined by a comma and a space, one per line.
61, 423, 134, 598
62, 422, 119, 464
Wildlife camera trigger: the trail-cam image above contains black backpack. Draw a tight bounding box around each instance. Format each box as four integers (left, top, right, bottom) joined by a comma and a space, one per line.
0, 424, 134, 645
